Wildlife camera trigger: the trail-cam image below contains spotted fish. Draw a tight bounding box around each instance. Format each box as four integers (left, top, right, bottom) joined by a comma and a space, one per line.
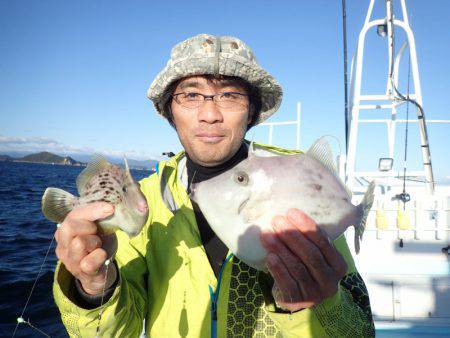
190, 137, 375, 271
41, 155, 148, 237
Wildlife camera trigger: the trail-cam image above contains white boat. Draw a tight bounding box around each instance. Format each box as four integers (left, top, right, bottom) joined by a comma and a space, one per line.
346, 1, 450, 336
259, 1, 450, 336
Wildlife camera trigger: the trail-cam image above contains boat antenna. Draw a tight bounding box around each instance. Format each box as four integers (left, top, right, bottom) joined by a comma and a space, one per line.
386, 0, 434, 194
400, 44, 412, 209
341, 0, 349, 153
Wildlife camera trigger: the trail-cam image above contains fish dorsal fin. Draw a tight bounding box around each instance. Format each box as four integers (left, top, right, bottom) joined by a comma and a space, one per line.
124, 155, 130, 173
248, 141, 257, 159
76, 154, 110, 194
123, 155, 132, 180
307, 137, 337, 174
307, 136, 352, 199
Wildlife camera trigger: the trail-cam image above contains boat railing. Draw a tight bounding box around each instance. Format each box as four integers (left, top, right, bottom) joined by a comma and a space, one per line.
258, 102, 301, 150
353, 189, 450, 241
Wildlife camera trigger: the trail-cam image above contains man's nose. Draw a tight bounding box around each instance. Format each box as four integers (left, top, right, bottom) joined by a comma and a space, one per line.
197, 99, 223, 123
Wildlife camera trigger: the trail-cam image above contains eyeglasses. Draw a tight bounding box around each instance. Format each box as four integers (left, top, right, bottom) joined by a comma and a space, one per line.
172, 92, 249, 110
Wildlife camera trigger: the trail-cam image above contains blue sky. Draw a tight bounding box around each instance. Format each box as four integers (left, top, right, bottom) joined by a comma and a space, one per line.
1, 0, 449, 181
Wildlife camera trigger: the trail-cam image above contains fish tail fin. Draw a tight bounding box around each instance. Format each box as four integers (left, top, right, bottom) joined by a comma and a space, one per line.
42, 188, 76, 224
354, 181, 375, 254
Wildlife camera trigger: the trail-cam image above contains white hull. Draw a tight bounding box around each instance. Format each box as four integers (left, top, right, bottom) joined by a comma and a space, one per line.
348, 185, 450, 333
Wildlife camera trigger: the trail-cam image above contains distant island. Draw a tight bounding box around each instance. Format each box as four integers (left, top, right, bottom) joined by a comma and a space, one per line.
0, 151, 84, 166
0, 151, 157, 171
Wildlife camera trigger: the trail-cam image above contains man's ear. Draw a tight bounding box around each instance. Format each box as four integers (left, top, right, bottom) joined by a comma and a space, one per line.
166, 105, 177, 130
247, 104, 254, 125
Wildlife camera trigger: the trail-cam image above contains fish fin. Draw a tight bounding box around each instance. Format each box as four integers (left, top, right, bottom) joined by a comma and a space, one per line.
248, 141, 257, 159
307, 136, 352, 199
354, 181, 375, 254
42, 188, 76, 223
307, 136, 337, 174
124, 155, 130, 173
123, 155, 133, 181
76, 154, 110, 194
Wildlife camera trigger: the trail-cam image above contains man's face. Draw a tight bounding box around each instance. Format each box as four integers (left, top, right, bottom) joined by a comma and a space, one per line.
170, 76, 251, 167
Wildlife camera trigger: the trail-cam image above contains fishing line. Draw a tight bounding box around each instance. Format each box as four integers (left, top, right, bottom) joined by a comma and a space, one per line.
14, 318, 51, 338
12, 230, 56, 338
94, 258, 111, 337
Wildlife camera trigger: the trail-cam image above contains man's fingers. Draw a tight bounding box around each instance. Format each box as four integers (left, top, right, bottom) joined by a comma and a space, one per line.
57, 203, 113, 248
287, 209, 348, 278
272, 215, 335, 288
266, 253, 301, 303
55, 228, 61, 243
261, 230, 315, 299
55, 244, 65, 261
68, 202, 115, 223
53, 203, 115, 290
323, 242, 348, 279
264, 210, 348, 312
58, 220, 97, 249
68, 235, 102, 265
79, 248, 108, 275
272, 216, 329, 271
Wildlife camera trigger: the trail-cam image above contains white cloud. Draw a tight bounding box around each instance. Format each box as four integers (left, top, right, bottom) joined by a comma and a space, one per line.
0, 135, 93, 154
0, 135, 162, 161
0, 136, 59, 145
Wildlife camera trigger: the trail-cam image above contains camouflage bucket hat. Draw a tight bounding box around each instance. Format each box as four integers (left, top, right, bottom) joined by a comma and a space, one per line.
147, 34, 283, 125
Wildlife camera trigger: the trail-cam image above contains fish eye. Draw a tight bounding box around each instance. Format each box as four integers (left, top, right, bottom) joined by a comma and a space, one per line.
234, 171, 249, 185
122, 186, 128, 193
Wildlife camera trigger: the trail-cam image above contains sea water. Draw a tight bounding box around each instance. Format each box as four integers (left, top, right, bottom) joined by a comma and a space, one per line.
2, 161, 446, 337
0, 161, 153, 337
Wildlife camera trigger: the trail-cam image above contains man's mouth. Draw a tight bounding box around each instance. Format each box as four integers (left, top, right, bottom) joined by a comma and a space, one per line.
196, 133, 225, 143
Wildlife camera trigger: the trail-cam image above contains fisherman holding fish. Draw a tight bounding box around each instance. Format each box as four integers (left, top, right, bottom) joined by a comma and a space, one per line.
49, 34, 375, 337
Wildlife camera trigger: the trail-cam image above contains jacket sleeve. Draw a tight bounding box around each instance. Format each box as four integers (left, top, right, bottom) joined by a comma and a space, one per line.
53, 177, 155, 337
53, 230, 149, 337
261, 235, 375, 338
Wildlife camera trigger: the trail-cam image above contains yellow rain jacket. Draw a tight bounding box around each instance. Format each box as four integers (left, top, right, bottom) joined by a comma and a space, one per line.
53, 144, 375, 337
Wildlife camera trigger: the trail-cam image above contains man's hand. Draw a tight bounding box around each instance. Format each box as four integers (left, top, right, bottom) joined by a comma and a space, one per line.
54, 202, 118, 296
260, 209, 348, 312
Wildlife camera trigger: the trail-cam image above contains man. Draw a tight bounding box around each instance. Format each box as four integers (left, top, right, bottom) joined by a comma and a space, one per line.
53, 34, 375, 337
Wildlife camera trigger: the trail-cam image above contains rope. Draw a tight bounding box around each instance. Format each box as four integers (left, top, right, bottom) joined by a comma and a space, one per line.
12, 233, 56, 338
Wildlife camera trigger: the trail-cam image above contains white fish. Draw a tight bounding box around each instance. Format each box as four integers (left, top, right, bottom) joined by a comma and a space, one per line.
41, 156, 148, 237
190, 138, 374, 271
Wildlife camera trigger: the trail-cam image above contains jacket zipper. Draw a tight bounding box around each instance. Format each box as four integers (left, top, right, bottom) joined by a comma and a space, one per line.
209, 254, 233, 338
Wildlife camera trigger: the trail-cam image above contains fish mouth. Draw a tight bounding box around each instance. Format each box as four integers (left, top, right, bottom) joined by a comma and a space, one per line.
238, 197, 250, 215
136, 204, 148, 215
